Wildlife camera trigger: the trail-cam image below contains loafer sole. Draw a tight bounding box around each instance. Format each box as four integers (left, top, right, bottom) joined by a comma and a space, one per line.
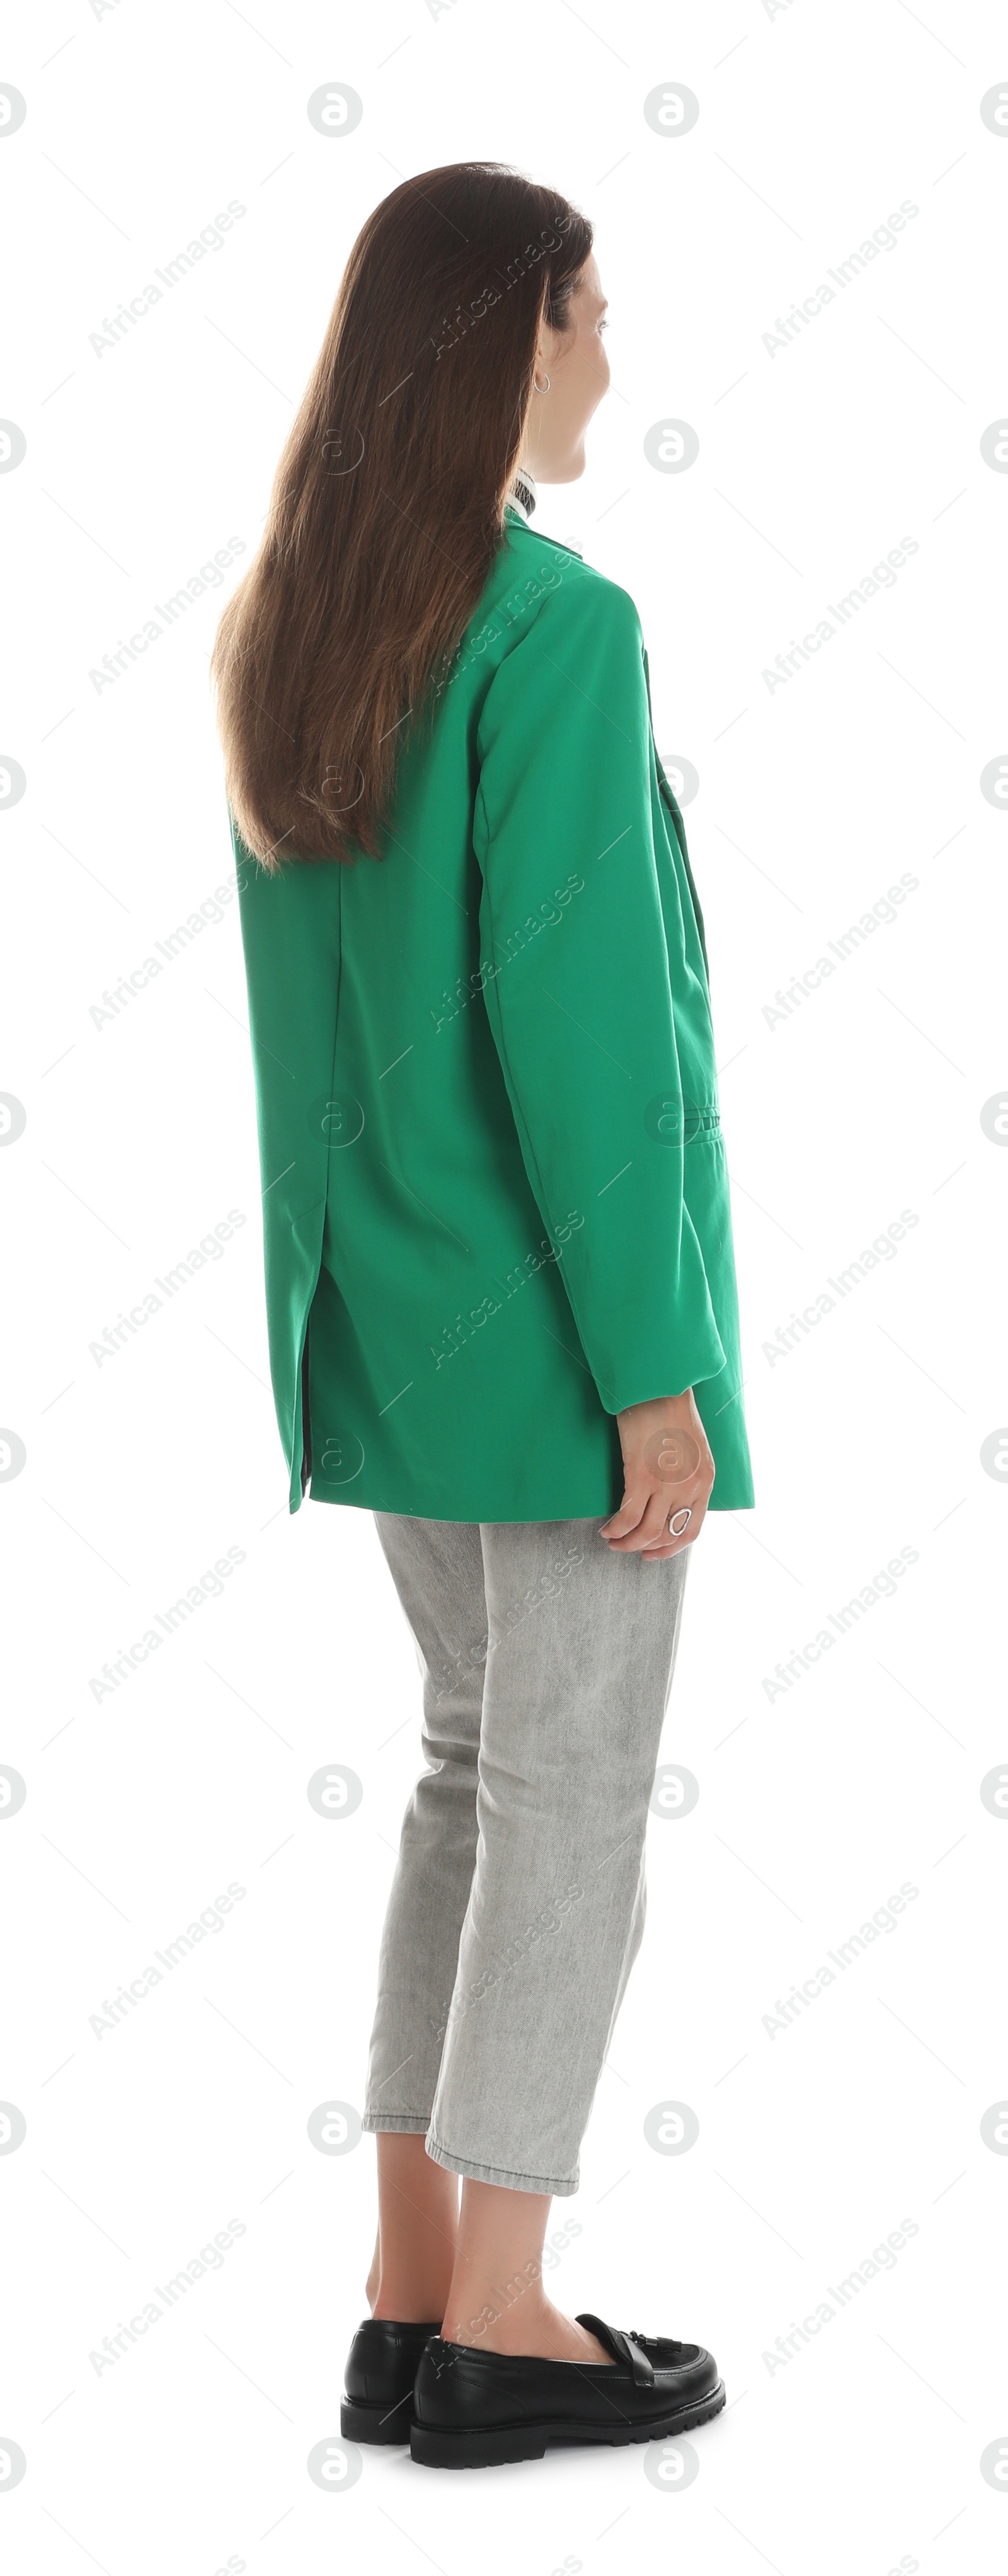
341, 2390, 415, 2445
410, 2374, 725, 2469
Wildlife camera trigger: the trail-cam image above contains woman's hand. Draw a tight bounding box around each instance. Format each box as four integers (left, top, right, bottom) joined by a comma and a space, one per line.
600, 1389, 714, 1559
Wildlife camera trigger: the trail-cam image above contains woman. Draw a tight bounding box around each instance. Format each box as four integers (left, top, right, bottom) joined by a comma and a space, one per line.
213, 162, 753, 2471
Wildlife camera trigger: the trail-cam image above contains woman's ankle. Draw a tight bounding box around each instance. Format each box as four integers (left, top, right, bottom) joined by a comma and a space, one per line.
441, 2288, 610, 2364
446, 2288, 551, 2350
365, 2228, 381, 2311
370, 2276, 451, 2325
369, 2131, 459, 2320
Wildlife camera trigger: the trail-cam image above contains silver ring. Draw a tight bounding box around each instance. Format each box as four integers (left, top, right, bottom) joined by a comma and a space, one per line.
668, 1506, 692, 1536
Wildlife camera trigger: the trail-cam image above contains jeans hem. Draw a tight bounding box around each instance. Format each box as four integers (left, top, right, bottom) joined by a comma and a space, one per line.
361, 2112, 430, 2134
425, 2129, 578, 2197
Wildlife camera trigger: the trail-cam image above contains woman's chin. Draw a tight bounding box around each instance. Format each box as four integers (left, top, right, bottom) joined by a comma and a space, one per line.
539, 445, 587, 488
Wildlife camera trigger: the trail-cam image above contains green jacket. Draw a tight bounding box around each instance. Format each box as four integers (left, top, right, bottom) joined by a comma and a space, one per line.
233, 507, 754, 1521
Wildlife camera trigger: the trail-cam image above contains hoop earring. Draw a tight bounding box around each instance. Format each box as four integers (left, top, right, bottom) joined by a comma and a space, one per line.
534, 370, 551, 394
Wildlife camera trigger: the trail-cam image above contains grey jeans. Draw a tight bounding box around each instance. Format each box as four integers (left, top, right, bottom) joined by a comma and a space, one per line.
362, 1514, 690, 2197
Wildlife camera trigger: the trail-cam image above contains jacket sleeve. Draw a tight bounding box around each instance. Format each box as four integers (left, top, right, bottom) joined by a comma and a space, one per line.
472, 568, 727, 1415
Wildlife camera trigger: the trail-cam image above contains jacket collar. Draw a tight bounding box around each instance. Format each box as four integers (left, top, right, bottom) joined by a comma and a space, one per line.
505, 468, 537, 523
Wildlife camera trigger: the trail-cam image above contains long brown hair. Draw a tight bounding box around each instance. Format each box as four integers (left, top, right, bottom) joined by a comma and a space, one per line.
211, 163, 592, 870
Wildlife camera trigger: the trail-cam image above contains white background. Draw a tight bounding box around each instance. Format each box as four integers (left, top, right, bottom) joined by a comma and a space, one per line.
2, 0, 1005, 2568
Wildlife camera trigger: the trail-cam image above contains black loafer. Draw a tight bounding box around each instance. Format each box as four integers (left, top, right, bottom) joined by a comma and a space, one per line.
410, 2311, 725, 2468
341, 2317, 441, 2445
